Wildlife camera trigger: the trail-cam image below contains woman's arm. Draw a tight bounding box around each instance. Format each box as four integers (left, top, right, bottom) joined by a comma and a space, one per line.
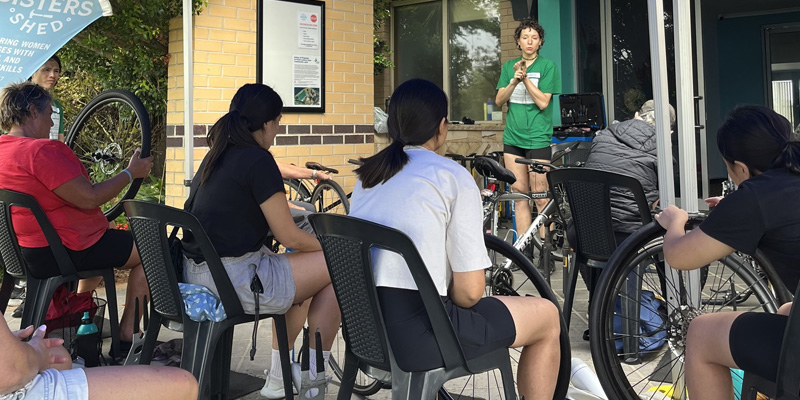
520, 76, 553, 111
0, 322, 62, 395
52, 148, 153, 209
495, 60, 526, 107
655, 205, 735, 270
277, 163, 331, 181
450, 269, 485, 308
260, 192, 321, 252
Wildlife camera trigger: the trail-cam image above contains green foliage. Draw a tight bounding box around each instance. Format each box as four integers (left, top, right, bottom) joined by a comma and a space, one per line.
106, 175, 166, 226
373, 0, 394, 75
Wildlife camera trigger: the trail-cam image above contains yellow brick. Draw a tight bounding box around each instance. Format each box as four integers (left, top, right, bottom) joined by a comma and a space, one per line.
354, 143, 374, 154
281, 115, 300, 124
223, 42, 251, 54
297, 114, 323, 124
166, 172, 177, 185
194, 52, 209, 63
207, 100, 229, 113
237, 8, 256, 20
344, 12, 364, 24
195, 15, 224, 28
354, 64, 373, 75
353, 4, 372, 16
354, 43, 371, 54
332, 21, 354, 32
237, 32, 256, 43
332, 144, 355, 155
166, 160, 184, 173
333, 103, 354, 114
332, 63, 354, 73
196, 64, 223, 75
327, 30, 344, 41
326, 51, 344, 62
322, 114, 344, 124
344, 73, 364, 83
332, 41, 354, 52
327, 93, 344, 103
211, 29, 237, 42
310, 145, 334, 156
225, 0, 251, 8
236, 55, 256, 66
344, 114, 365, 124
208, 5, 237, 18
355, 104, 373, 114
355, 83, 372, 94
332, 82, 355, 93
327, 72, 344, 83
194, 88, 223, 100
208, 76, 236, 88
275, 156, 299, 167
224, 19, 252, 31
332, 1, 354, 12
343, 52, 363, 64
223, 66, 251, 77
326, 10, 344, 21
321, 155, 345, 166
195, 40, 222, 52
286, 146, 310, 157
170, 17, 182, 30
194, 28, 210, 40
270, 146, 287, 158
165, 184, 186, 197
344, 93, 364, 103
354, 23, 372, 34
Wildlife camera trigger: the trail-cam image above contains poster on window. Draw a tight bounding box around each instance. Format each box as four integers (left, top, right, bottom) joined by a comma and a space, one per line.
259, 0, 325, 112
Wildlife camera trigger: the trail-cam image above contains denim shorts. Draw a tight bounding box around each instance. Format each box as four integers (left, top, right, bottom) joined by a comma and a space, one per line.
0, 368, 88, 400
183, 245, 296, 315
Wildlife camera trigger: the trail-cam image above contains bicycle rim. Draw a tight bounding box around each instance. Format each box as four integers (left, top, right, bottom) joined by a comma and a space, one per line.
310, 180, 349, 214
66, 90, 151, 221
590, 223, 778, 400
439, 234, 571, 399
328, 339, 385, 396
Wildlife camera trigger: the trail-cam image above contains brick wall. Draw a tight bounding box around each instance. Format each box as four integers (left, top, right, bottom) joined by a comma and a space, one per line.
165, 0, 376, 207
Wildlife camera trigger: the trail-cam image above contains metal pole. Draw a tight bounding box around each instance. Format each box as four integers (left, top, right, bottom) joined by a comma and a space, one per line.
674, 0, 698, 213
183, 0, 195, 190
648, 0, 675, 208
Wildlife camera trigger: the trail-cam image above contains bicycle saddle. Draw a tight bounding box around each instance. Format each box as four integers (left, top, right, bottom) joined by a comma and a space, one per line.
305, 162, 339, 174
474, 157, 516, 185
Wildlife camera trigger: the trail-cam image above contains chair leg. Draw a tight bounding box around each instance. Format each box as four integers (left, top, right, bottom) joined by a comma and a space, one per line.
272, 315, 294, 399
102, 270, 121, 362
129, 313, 162, 365
21, 277, 54, 330
181, 321, 215, 400
337, 349, 359, 400
0, 274, 14, 314
562, 260, 581, 329
208, 327, 235, 399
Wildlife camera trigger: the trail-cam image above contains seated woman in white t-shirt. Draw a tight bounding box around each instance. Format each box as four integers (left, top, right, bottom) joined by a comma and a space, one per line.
348, 79, 561, 400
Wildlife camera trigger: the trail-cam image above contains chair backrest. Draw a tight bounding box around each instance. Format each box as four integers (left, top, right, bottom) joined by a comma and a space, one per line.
546, 168, 652, 262
123, 200, 244, 322
774, 284, 800, 399
308, 213, 469, 372
0, 189, 76, 278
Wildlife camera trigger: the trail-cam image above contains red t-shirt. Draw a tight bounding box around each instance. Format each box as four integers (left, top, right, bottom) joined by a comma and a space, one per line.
0, 135, 107, 250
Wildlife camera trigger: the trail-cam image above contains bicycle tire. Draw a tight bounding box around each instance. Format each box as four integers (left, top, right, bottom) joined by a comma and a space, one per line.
310, 180, 350, 214
327, 348, 386, 396
439, 234, 570, 399
589, 222, 779, 400
283, 178, 311, 203
66, 89, 151, 221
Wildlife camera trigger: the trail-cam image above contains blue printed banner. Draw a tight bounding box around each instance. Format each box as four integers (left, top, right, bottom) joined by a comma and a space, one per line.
0, 0, 112, 87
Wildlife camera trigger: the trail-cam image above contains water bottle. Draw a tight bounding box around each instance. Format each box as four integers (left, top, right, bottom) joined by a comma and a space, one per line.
76, 311, 100, 367
487, 98, 495, 121
570, 357, 607, 399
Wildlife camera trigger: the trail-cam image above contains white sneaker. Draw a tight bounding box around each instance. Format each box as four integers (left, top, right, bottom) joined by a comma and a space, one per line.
259, 365, 301, 399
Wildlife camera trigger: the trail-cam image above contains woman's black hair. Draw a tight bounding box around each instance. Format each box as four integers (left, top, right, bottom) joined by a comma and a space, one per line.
717, 105, 800, 176
0, 81, 52, 131
514, 18, 545, 51
201, 83, 283, 184
27, 55, 62, 82
355, 79, 447, 188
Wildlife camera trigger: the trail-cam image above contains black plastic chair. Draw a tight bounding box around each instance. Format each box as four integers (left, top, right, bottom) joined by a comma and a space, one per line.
546, 168, 652, 329
122, 200, 293, 400
741, 282, 800, 400
308, 213, 517, 400
0, 189, 121, 358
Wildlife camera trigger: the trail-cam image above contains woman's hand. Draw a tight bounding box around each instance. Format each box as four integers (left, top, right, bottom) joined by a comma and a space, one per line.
655, 205, 689, 232
313, 171, 331, 181
126, 148, 154, 179
704, 196, 723, 208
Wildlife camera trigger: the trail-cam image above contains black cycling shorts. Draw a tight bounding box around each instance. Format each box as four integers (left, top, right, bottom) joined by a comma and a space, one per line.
729, 311, 787, 381
21, 229, 134, 279
376, 287, 516, 372
503, 144, 551, 161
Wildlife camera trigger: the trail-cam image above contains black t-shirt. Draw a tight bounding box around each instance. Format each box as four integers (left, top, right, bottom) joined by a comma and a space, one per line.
182, 146, 285, 262
700, 168, 800, 292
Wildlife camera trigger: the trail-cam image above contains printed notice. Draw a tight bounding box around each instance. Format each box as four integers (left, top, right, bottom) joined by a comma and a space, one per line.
297, 11, 319, 49
292, 55, 321, 106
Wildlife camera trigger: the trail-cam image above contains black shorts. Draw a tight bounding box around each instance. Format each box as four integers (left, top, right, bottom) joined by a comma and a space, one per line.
21, 229, 134, 279
504, 144, 551, 161
729, 311, 787, 381
376, 287, 516, 372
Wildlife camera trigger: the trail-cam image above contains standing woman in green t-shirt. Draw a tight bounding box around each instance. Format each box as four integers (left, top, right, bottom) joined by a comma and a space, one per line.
30, 55, 64, 142
496, 19, 561, 237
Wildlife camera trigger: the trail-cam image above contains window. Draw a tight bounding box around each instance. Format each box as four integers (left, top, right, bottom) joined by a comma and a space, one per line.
394, 0, 501, 121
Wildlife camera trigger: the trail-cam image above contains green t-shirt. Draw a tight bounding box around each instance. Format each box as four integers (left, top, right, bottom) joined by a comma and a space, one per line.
50, 97, 64, 140
496, 56, 562, 149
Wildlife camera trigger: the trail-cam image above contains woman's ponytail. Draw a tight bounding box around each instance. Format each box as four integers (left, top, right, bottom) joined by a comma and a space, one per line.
355, 139, 409, 189
776, 141, 800, 176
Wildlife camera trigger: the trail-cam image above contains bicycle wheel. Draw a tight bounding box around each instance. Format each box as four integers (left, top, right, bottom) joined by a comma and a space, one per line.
310, 180, 349, 214
590, 222, 779, 400
328, 339, 387, 396
66, 90, 151, 221
283, 178, 311, 203
439, 234, 571, 400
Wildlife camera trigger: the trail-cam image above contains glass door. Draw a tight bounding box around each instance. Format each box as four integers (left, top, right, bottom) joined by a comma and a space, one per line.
765, 24, 800, 129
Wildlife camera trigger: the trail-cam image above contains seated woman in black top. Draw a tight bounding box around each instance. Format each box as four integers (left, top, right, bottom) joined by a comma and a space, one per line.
655, 105, 800, 399
180, 84, 339, 399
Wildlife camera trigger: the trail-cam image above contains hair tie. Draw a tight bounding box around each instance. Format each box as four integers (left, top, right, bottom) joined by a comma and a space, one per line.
394, 138, 406, 147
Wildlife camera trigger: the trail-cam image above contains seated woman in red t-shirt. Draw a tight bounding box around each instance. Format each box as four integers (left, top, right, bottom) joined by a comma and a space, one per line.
0, 81, 153, 346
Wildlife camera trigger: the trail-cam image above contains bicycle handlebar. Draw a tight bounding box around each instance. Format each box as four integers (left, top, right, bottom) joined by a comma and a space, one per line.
514, 158, 557, 173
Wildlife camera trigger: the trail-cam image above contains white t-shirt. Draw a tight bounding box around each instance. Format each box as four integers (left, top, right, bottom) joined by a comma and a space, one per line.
349, 146, 491, 296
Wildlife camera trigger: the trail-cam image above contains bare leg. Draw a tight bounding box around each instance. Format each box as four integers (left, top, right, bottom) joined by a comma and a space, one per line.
778, 301, 792, 316
495, 295, 560, 400
271, 300, 310, 350
504, 153, 532, 236
529, 159, 550, 238
685, 312, 744, 400
86, 365, 198, 400
117, 245, 149, 342
77, 277, 103, 293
